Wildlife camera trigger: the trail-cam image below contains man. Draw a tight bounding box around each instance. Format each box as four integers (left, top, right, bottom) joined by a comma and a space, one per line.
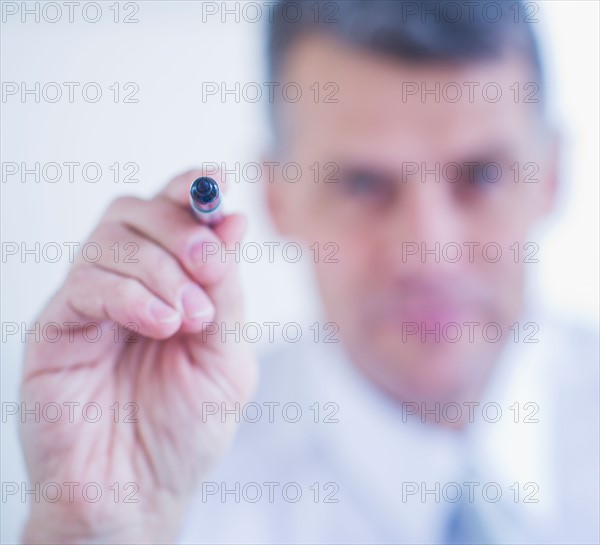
19, 1, 599, 544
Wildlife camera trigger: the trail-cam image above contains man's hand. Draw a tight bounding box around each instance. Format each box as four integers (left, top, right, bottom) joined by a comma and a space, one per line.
20, 170, 258, 544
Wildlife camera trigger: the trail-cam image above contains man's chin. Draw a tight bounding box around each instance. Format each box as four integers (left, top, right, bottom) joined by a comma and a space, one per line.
361, 341, 486, 404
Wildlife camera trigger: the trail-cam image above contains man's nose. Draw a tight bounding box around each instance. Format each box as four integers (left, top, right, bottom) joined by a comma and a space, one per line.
404, 180, 463, 241
384, 181, 466, 272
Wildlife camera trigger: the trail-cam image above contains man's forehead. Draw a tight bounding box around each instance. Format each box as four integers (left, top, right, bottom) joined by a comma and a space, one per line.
278, 33, 539, 159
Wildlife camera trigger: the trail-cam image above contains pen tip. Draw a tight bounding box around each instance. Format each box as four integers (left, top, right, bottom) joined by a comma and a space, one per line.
191, 177, 219, 203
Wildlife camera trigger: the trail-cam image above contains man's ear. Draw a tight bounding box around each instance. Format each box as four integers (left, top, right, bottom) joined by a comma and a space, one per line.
263, 155, 296, 237
538, 127, 561, 216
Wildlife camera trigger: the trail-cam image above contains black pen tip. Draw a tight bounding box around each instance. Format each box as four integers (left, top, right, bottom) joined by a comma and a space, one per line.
191, 177, 219, 204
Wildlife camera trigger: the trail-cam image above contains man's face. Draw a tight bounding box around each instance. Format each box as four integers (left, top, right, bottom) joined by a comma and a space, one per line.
267, 34, 556, 404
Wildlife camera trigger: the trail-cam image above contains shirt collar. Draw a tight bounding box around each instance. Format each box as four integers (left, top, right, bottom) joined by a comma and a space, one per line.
305, 340, 464, 543
302, 303, 559, 543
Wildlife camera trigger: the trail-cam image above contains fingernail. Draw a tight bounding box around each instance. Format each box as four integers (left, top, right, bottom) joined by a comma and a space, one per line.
190, 240, 219, 266
149, 299, 180, 323
181, 284, 214, 319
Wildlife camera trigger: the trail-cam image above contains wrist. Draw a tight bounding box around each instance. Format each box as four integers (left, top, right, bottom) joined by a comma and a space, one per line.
22, 514, 179, 545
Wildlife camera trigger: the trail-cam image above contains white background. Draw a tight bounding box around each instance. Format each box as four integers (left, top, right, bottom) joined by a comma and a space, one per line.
1, 1, 598, 542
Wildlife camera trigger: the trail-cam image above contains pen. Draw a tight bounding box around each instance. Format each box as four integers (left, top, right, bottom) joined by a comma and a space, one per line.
189, 176, 224, 226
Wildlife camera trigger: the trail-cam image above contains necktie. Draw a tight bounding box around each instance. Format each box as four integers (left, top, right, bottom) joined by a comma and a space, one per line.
444, 488, 495, 545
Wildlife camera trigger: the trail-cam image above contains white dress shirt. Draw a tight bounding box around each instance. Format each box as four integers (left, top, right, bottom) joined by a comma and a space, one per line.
176, 309, 599, 544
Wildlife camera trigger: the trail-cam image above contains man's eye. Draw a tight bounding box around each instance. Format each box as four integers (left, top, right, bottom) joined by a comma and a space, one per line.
454, 160, 505, 203
340, 170, 393, 197
348, 173, 376, 192
471, 160, 506, 187
470, 166, 488, 186
463, 162, 501, 188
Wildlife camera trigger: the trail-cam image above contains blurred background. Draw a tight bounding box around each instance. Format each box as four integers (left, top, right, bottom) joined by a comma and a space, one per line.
1, 1, 598, 542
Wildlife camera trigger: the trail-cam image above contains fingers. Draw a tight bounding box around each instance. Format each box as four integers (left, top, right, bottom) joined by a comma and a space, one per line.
46, 169, 248, 345
87, 222, 215, 327
102, 195, 231, 286
211, 212, 247, 249
205, 212, 247, 320
65, 265, 183, 340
